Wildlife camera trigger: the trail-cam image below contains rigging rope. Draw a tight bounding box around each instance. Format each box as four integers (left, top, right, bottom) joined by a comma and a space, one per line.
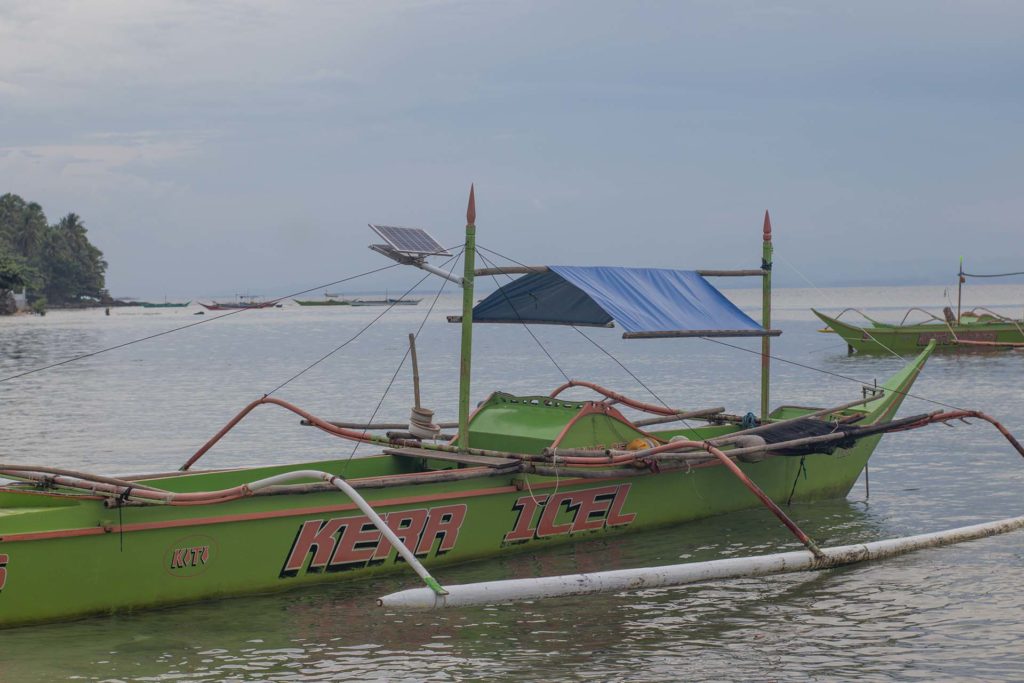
474, 249, 570, 382
472, 248, 566, 498
343, 249, 463, 464
568, 327, 700, 434
698, 336, 967, 412
479, 244, 969, 414
0, 262, 404, 385
475, 244, 701, 432
776, 254, 906, 360
265, 249, 463, 397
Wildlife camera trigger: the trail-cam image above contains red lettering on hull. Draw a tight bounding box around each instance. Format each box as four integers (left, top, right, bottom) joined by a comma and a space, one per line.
536, 493, 575, 537
605, 486, 637, 527
373, 509, 429, 560
330, 520, 381, 566
570, 485, 617, 532
416, 505, 467, 555
281, 504, 468, 578
503, 483, 636, 544
169, 545, 211, 570
504, 495, 548, 542
283, 519, 347, 573
0, 553, 7, 591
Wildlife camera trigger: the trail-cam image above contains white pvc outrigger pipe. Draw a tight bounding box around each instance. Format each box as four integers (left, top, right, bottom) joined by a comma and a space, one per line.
377, 514, 1024, 609
249, 470, 448, 596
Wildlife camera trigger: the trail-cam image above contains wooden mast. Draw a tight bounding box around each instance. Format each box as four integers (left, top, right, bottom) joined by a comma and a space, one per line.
760, 211, 773, 421
957, 256, 964, 323
458, 185, 477, 451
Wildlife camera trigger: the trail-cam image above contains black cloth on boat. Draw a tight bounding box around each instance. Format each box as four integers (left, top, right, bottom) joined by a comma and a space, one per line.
755, 413, 930, 456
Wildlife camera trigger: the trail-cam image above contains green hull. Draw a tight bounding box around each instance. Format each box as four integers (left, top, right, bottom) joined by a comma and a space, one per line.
140, 301, 191, 308
293, 299, 352, 306
813, 309, 1024, 354
0, 347, 931, 628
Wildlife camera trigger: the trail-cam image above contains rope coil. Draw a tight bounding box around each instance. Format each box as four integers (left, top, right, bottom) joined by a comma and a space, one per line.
408, 406, 442, 440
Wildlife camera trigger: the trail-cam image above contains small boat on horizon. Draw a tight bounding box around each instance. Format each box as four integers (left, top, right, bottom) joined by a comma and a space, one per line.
200, 295, 278, 311
293, 298, 353, 306
140, 300, 191, 308
200, 301, 278, 310
814, 261, 1024, 354
350, 296, 422, 307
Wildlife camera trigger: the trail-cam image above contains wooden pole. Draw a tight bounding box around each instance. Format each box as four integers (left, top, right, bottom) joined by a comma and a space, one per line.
760, 211, 773, 421
473, 266, 768, 278
957, 256, 964, 323
632, 407, 726, 427
408, 332, 421, 410
458, 185, 477, 452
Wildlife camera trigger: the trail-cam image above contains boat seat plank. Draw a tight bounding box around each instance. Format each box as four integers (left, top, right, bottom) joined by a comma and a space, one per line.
382, 447, 520, 468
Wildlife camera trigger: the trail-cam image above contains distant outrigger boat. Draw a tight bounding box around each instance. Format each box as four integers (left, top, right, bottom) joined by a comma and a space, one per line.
140, 300, 191, 308
350, 295, 422, 307
814, 262, 1024, 354
295, 291, 355, 305
293, 299, 352, 306
200, 295, 278, 311
2, 189, 1021, 627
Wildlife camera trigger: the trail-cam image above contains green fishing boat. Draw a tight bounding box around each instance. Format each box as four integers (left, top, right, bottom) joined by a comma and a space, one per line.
814, 308, 1024, 355
0, 190, 988, 628
814, 262, 1024, 354
293, 298, 352, 306
140, 300, 191, 308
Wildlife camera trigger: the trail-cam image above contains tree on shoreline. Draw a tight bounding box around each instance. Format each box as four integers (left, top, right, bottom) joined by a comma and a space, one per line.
0, 194, 108, 311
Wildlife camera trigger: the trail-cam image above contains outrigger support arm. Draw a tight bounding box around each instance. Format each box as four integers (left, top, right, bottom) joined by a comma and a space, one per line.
369, 244, 465, 286
313, 471, 448, 596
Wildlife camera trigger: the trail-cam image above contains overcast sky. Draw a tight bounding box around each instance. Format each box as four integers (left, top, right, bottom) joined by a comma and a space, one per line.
2, 1, 1021, 298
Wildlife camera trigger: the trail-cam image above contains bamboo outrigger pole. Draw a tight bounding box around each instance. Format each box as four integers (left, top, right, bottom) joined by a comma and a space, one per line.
760, 211, 773, 421
378, 514, 1024, 609
458, 185, 477, 452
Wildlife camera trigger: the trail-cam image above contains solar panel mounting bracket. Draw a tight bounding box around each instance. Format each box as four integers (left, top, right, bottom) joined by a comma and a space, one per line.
368, 225, 464, 287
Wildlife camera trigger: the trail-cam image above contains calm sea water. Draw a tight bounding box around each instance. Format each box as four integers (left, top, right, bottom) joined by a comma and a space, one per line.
1, 284, 1023, 681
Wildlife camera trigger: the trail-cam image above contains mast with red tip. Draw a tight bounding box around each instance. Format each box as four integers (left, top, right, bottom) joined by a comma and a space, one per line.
458, 185, 477, 451
760, 210, 773, 420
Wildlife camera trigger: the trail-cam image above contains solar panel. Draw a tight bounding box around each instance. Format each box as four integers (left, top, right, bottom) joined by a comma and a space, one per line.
370, 225, 450, 256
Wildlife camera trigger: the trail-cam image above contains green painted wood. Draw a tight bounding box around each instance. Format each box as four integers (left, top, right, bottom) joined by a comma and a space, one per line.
0, 345, 934, 628
458, 197, 476, 451
813, 309, 1024, 354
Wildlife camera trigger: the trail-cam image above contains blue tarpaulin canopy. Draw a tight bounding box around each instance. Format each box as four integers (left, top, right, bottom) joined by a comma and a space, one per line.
472, 266, 776, 338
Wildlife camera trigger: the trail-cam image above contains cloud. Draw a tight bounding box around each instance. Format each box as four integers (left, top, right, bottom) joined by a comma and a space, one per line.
0, 0, 426, 109
0, 131, 206, 196
0, 0, 1021, 295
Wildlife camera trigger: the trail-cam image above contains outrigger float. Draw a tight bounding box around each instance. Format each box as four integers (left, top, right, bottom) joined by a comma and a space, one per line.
814, 260, 1024, 354
2, 189, 1024, 627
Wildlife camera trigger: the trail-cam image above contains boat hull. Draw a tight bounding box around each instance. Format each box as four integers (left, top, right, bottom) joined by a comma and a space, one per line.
0, 346, 931, 628
0, 442, 876, 628
350, 299, 421, 306
200, 302, 277, 311
293, 299, 352, 306
813, 309, 1024, 354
